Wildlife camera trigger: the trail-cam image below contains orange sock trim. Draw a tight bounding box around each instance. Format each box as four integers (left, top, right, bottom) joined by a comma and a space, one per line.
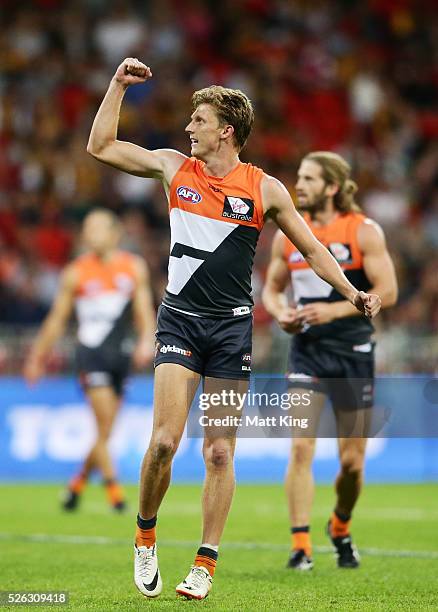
135, 525, 156, 548
69, 473, 87, 494
194, 554, 217, 577
331, 512, 351, 537
292, 532, 312, 556
106, 481, 124, 506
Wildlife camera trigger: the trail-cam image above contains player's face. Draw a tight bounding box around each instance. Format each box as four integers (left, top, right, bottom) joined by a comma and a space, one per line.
82, 214, 120, 254
295, 160, 330, 211
185, 104, 224, 160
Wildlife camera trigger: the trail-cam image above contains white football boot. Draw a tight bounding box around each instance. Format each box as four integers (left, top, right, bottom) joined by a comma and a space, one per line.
134, 543, 162, 597
176, 565, 212, 600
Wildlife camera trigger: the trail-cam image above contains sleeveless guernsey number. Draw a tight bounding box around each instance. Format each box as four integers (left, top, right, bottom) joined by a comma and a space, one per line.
166, 208, 237, 295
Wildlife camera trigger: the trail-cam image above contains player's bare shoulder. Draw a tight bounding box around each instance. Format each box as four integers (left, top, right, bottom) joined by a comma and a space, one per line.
158, 148, 188, 188
260, 174, 292, 216
357, 217, 387, 251
62, 260, 80, 290
130, 253, 150, 282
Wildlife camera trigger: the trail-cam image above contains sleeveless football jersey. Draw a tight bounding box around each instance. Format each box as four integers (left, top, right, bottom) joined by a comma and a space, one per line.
163, 157, 265, 317
73, 251, 137, 349
284, 212, 373, 349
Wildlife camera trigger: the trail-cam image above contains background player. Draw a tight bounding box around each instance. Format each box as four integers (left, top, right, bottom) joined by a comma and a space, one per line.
263, 152, 398, 570
87, 58, 381, 600
23, 209, 155, 512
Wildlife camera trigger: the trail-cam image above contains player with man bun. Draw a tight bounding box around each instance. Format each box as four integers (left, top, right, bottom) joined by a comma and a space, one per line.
263, 152, 398, 570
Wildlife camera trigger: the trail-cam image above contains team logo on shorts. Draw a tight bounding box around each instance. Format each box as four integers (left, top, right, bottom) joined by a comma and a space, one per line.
222, 197, 254, 222
287, 372, 314, 382
177, 185, 202, 204
160, 344, 192, 357
328, 242, 352, 264
241, 352, 251, 371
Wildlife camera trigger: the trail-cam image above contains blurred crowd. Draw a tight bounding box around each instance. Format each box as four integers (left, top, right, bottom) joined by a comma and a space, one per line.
0, 0, 437, 373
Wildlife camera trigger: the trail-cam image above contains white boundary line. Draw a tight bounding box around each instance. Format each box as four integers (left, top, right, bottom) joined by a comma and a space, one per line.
0, 532, 437, 560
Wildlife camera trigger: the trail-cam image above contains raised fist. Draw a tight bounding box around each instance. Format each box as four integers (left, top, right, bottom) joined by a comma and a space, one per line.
114, 58, 152, 87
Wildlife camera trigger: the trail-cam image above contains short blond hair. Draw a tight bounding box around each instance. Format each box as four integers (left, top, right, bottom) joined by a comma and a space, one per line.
192, 85, 254, 151
304, 151, 361, 212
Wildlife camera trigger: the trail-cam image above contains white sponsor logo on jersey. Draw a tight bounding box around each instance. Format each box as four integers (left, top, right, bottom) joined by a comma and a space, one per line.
222, 196, 254, 222
329, 242, 351, 263
228, 197, 250, 215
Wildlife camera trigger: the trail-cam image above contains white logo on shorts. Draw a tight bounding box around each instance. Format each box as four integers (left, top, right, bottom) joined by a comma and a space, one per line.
232, 306, 251, 316
85, 372, 111, 386
160, 344, 192, 357
287, 372, 313, 381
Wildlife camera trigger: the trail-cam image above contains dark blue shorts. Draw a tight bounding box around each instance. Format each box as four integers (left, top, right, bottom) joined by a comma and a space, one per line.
76, 344, 131, 396
287, 335, 375, 410
154, 305, 253, 380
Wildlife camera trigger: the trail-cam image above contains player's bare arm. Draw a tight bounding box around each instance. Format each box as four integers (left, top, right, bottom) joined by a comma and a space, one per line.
23, 265, 77, 385
261, 175, 381, 318
262, 230, 303, 333
298, 220, 398, 326
87, 58, 186, 189
132, 257, 156, 369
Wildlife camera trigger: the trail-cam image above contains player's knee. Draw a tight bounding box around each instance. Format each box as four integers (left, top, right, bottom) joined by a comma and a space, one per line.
291, 440, 315, 466
340, 451, 364, 476
97, 424, 112, 441
204, 442, 233, 470
149, 434, 178, 466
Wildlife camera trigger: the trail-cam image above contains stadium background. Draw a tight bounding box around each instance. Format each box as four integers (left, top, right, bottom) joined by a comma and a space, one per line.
1, 0, 437, 486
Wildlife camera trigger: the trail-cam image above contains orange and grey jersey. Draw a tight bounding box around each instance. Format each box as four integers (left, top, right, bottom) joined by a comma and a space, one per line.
72, 251, 137, 350
284, 212, 373, 352
163, 157, 265, 318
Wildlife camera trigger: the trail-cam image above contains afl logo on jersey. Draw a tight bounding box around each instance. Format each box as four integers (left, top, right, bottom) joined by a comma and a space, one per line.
83, 279, 102, 296
177, 185, 202, 204
328, 242, 352, 263
222, 196, 254, 222
114, 273, 134, 294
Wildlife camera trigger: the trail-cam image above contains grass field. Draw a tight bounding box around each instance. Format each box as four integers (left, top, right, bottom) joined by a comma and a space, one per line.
1, 483, 437, 611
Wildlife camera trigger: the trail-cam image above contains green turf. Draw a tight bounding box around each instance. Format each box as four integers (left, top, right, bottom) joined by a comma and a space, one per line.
1, 483, 437, 610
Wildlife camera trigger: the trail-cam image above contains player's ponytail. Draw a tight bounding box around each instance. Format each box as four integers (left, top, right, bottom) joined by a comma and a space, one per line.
304, 152, 361, 213
339, 178, 360, 212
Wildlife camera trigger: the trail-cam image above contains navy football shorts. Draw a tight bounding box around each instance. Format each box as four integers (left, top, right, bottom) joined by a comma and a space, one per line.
287, 335, 374, 411
76, 344, 131, 396
154, 305, 253, 380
